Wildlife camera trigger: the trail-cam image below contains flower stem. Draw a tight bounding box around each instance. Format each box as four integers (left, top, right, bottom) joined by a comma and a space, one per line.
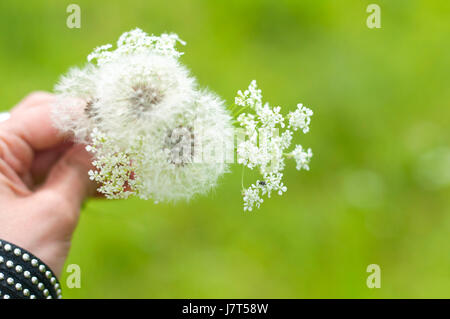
241, 165, 245, 190
233, 106, 249, 118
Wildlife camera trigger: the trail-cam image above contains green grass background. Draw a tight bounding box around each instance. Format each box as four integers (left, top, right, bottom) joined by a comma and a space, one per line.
0, 0, 449, 298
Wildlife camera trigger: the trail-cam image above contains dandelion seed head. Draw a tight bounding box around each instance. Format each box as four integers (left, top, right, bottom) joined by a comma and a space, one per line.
53, 29, 233, 202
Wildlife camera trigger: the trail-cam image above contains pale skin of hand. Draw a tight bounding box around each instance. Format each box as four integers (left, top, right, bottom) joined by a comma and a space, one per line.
0, 92, 95, 278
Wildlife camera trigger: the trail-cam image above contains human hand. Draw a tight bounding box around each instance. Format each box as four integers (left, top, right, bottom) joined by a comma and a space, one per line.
0, 92, 95, 277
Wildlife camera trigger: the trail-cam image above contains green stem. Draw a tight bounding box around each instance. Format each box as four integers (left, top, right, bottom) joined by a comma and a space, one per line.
229, 103, 238, 112
241, 165, 245, 190
233, 106, 249, 118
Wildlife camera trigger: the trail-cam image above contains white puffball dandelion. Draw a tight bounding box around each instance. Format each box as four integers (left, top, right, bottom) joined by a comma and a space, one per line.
86, 90, 233, 202
52, 28, 233, 202
87, 52, 197, 138
52, 64, 99, 142
136, 90, 233, 202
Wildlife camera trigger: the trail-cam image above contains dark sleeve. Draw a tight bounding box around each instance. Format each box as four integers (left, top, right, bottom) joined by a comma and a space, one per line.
0, 239, 62, 299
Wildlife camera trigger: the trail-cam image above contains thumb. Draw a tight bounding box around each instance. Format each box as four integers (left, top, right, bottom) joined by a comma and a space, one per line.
38, 144, 96, 210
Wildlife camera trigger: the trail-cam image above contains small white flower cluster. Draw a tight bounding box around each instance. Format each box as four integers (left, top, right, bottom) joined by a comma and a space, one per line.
87, 29, 185, 65
86, 129, 145, 199
53, 28, 233, 202
291, 145, 313, 171
236, 81, 313, 211
288, 103, 313, 134
235, 80, 262, 109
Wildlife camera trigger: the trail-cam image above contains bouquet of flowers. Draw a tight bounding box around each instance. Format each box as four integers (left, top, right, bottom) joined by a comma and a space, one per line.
52, 28, 313, 211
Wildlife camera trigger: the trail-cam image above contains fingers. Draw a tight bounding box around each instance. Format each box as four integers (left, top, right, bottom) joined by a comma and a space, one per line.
36, 144, 96, 210
0, 92, 73, 179
1, 92, 96, 207
11, 91, 54, 113
3, 99, 66, 151
30, 142, 74, 185
2, 92, 82, 153
0, 160, 31, 197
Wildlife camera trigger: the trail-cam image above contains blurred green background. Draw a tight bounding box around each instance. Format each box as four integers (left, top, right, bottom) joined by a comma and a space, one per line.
0, 0, 449, 298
